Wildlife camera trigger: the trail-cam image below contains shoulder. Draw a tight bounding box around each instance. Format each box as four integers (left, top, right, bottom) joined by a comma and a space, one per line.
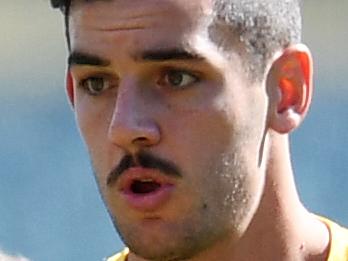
105, 248, 129, 261
318, 216, 348, 261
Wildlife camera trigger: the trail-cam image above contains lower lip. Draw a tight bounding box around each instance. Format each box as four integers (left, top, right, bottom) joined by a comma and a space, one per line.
122, 184, 175, 212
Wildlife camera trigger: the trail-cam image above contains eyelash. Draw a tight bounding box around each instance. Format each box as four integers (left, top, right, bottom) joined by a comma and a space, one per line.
158, 68, 201, 90
76, 73, 116, 96
75, 67, 202, 96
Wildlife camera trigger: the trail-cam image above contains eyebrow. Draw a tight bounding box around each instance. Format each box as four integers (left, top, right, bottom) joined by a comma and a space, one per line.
68, 48, 205, 67
68, 52, 111, 67
138, 48, 205, 62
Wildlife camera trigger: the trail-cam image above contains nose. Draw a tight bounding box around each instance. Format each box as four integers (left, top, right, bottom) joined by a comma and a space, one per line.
108, 79, 161, 152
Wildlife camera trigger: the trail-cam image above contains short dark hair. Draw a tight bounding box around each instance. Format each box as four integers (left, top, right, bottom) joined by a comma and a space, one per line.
51, 0, 69, 10
51, 0, 302, 79
210, 0, 302, 78
51, 0, 72, 50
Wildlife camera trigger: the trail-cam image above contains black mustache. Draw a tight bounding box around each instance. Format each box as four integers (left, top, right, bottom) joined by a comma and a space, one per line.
106, 152, 182, 186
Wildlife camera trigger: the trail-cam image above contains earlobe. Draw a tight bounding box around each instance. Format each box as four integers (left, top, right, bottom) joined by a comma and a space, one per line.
66, 70, 75, 108
268, 44, 313, 134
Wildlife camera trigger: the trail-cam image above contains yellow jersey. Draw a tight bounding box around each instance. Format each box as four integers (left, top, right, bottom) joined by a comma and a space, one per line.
319, 217, 348, 261
106, 248, 128, 261
106, 217, 348, 261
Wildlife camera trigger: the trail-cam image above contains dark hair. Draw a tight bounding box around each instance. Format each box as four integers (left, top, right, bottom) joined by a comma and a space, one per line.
51, 0, 69, 10
210, 0, 302, 78
51, 0, 302, 79
51, 0, 71, 49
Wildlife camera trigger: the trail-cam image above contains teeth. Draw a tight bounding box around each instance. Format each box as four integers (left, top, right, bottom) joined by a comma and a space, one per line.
140, 179, 154, 182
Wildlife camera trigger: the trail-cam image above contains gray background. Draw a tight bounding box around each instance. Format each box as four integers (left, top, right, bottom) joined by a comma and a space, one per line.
0, 1, 347, 260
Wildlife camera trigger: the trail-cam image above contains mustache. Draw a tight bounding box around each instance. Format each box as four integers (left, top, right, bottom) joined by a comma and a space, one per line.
106, 152, 182, 186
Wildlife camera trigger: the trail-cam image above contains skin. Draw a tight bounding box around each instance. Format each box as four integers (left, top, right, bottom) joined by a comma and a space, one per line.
67, 0, 330, 260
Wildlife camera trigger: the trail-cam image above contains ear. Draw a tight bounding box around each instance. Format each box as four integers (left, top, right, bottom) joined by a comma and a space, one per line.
267, 44, 313, 134
66, 70, 75, 108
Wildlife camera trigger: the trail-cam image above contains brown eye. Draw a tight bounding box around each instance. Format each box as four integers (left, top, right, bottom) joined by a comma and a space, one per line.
81, 77, 110, 96
162, 70, 198, 90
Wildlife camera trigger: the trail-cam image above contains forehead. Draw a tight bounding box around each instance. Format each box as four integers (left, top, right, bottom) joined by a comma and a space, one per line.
67, 0, 247, 79
70, 0, 213, 20
68, 0, 216, 54
69, 0, 213, 36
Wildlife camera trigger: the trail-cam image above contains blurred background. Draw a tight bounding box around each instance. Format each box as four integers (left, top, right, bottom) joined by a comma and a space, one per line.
0, 0, 347, 260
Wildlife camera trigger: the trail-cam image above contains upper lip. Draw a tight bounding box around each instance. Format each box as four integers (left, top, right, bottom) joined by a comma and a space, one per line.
117, 166, 176, 193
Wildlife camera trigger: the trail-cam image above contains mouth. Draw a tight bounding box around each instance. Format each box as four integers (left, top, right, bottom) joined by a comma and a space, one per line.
130, 179, 162, 194
117, 167, 176, 211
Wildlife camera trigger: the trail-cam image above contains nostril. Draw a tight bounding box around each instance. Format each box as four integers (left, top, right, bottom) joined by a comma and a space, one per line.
133, 137, 151, 146
135, 137, 148, 142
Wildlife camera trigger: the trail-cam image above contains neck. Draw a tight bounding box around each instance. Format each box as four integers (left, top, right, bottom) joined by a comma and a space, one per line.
231, 133, 330, 261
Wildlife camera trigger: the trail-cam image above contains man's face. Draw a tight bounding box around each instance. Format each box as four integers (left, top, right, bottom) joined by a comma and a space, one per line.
69, 0, 270, 259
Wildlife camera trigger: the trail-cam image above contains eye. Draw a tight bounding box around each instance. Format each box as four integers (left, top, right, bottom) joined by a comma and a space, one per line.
79, 76, 110, 96
160, 70, 199, 90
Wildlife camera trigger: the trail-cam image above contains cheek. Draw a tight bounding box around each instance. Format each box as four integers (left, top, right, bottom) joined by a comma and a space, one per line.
75, 92, 113, 146
162, 100, 236, 185
161, 89, 266, 201
162, 84, 236, 155
75, 94, 118, 178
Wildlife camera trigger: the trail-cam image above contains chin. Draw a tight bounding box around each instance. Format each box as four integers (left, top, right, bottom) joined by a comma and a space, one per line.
125, 239, 201, 261
114, 215, 234, 261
